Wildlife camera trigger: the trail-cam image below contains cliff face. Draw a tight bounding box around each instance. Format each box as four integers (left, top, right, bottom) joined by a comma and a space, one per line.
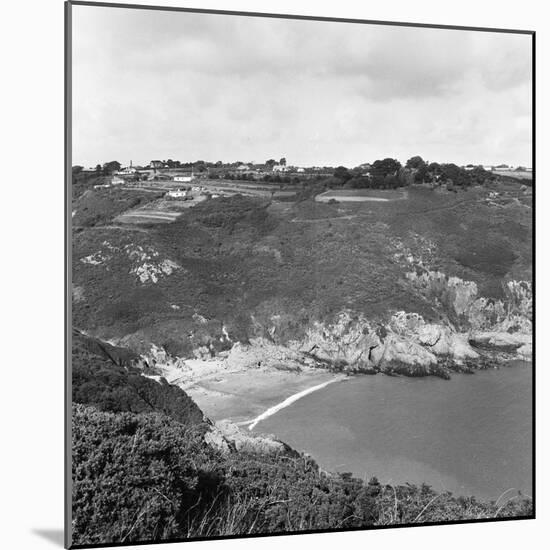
129, 268, 531, 382
133, 281, 530, 384
291, 273, 531, 376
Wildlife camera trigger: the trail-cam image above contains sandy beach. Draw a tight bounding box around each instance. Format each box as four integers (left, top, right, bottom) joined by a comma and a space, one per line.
185, 367, 344, 426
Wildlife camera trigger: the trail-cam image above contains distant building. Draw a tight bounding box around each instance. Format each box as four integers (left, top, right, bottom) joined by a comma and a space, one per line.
236, 164, 249, 171
296, 167, 305, 173
118, 166, 137, 175
166, 188, 191, 199
482, 165, 494, 171
150, 160, 164, 169
272, 164, 288, 172
111, 176, 126, 185
173, 174, 194, 183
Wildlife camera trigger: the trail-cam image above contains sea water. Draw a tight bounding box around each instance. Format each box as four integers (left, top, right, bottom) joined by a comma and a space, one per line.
252, 362, 532, 501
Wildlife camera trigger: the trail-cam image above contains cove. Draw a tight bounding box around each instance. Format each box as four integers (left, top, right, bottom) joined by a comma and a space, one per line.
252, 361, 532, 501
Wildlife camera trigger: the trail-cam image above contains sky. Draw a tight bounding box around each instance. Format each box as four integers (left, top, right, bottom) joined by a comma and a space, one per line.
72, 5, 532, 168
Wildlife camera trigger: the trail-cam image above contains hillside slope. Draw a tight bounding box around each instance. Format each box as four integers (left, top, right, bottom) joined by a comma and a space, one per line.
72, 185, 532, 377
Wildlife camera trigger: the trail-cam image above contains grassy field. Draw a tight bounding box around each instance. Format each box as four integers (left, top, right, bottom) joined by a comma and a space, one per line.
493, 170, 532, 180
316, 189, 407, 202
73, 187, 164, 227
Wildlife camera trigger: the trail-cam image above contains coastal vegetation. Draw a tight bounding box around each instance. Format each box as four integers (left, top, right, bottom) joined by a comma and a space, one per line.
71, 340, 532, 546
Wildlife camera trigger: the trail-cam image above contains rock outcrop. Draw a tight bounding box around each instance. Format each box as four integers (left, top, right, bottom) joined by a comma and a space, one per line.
209, 420, 291, 455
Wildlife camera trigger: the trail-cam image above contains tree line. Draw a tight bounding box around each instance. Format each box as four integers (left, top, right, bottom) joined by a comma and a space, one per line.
331, 156, 496, 190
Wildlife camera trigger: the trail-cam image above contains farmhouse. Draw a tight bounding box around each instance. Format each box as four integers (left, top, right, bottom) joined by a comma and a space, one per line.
118, 161, 137, 175
165, 188, 191, 199
119, 167, 137, 175
172, 173, 194, 183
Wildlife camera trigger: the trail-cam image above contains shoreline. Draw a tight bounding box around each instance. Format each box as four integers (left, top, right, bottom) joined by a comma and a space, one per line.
155, 343, 530, 427
184, 366, 341, 425
245, 376, 347, 430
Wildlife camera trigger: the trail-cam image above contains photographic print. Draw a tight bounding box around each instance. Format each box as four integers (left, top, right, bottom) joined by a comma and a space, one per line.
66, 2, 534, 547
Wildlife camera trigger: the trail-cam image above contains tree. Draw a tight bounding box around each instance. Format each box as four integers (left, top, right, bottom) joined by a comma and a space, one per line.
95, 164, 102, 174
405, 156, 426, 170
72, 165, 83, 175
334, 166, 352, 182
265, 159, 277, 169
371, 158, 402, 178
440, 163, 470, 187
398, 167, 415, 186
279, 157, 287, 166
102, 161, 121, 175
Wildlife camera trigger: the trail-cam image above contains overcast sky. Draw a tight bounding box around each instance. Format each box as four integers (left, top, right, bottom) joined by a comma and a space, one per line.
72, 5, 532, 168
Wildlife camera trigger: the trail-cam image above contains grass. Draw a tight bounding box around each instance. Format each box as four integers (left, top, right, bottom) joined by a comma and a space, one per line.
73, 187, 164, 227
318, 188, 406, 199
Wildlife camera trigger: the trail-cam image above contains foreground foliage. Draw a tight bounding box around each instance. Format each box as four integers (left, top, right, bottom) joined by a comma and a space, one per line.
72, 402, 532, 546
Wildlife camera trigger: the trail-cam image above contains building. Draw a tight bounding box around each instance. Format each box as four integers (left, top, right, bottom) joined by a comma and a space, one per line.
173, 175, 194, 183
166, 188, 191, 199
272, 164, 288, 172
296, 167, 305, 173
150, 160, 164, 169
118, 166, 137, 175
118, 161, 137, 175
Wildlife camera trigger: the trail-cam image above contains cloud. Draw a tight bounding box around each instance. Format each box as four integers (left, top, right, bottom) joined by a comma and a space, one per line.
71, 5, 532, 168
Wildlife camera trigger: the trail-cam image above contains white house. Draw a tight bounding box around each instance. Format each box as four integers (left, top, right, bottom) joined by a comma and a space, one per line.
296, 167, 305, 173
166, 188, 191, 199
272, 164, 288, 172
118, 167, 137, 175
173, 175, 194, 183
111, 176, 126, 185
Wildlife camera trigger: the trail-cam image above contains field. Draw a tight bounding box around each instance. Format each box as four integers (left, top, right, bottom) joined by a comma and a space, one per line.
493, 170, 533, 181
316, 189, 408, 202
